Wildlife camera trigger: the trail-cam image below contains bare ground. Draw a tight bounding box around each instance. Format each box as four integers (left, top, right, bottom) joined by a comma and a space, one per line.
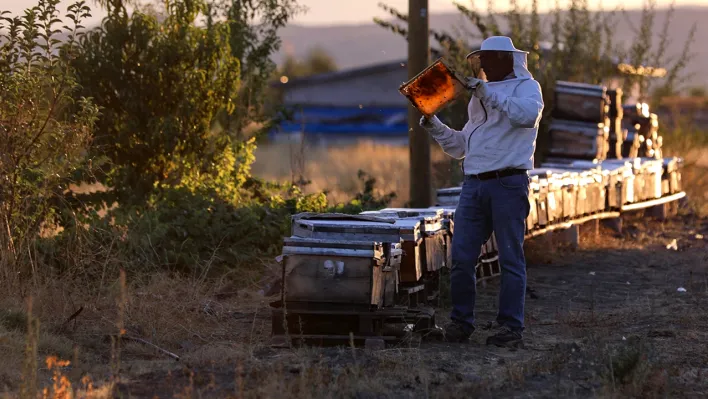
1, 211, 706, 398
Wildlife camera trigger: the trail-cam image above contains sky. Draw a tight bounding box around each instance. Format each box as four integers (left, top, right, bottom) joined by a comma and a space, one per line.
5, 0, 707, 27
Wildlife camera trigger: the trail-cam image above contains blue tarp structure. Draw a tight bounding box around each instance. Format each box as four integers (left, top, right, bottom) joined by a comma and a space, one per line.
272, 106, 409, 136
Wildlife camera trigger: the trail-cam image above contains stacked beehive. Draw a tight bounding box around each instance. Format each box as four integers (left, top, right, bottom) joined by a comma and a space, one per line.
548, 81, 614, 161
622, 103, 664, 159
285, 214, 406, 309
607, 89, 625, 159
430, 194, 501, 281
359, 208, 448, 293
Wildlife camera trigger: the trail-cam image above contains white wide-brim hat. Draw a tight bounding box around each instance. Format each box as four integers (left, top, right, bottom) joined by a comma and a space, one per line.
466, 36, 529, 59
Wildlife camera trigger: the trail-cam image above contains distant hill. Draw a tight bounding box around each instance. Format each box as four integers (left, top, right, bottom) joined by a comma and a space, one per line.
275, 6, 708, 89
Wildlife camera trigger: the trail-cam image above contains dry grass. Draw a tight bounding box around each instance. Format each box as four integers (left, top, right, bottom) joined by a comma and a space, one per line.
0, 211, 705, 398
665, 146, 708, 216
252, 139, 452, 207
0, 271, 273, 397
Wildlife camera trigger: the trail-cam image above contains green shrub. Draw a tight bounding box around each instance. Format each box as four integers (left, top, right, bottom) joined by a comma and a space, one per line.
41, 168, 394, 281
72, 0, 242, 205
0, 0, 98, 287
330, 170, 397, 214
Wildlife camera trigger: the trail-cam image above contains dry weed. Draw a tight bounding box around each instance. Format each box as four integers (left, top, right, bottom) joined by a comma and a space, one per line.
252, 140, 450, 206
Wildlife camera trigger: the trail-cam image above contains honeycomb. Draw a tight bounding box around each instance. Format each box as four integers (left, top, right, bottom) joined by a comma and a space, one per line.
399, 59, 467, 117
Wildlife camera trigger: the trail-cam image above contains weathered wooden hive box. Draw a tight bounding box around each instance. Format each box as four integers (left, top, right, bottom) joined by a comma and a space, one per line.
621, 130, 642, 158
361, 208, 446, 282
662, 157, 683, 195
600, 163, 629, 209
281, 237, 402, 308
600, 160, 637, 206
433, 188, 500, 269
538, 167, 586, 218
617, 158, 662, 202
293, 213, 426, 286
636, 158, 664, 201
541, 162, 609, 215
548, 120, 610, 161
477, 233, 499, 275
531, 176, 550, 228
436, 207, 456, 268
553, 81, 610, 123
558, 160, 619, 211
606, 88, 624, 159
623, 104, 659, 143
528, 176, 540, 231
529, 169, 565, 224
436, 186, 462, 207
580, 169, 606, 215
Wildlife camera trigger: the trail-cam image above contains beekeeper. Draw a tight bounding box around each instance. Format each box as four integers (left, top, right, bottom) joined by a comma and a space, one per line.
420, 36, 544, 347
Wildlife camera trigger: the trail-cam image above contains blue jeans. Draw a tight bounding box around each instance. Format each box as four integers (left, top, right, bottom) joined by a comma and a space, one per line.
451, 172, 531, 331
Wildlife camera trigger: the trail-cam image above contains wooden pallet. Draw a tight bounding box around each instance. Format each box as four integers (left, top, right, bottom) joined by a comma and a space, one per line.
270, 303, 438, 347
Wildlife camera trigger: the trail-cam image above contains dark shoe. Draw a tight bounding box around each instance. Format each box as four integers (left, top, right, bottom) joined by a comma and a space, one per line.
485, 322, 524, 348
443, 320, 474, 343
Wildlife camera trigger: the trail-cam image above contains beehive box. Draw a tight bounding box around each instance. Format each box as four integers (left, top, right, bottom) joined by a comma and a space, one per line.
662, 157, 682, 195
535, 177, 550, 227
291, 214, 427, 284
540, 162, 608, 214
548, 120, 610, 161
427, 202, 500, 272
602, 159, 638, 205
529, 169, 567, 223
607, 88, 624, 154
624, 158, 662, 201
436, 207, 456, 268
281, 238, 402, 308
621, 130, 642, 159
638, 158, 664, 200
436, 186, 462, 206
361, 208, 447, 276
291, 214, 403, 243
527, 178, 540, 232
553, 81, 610, 123
480, 233, 499, 265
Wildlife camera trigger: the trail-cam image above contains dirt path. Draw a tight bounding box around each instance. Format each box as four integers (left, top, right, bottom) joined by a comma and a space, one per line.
111, 213, 708, 398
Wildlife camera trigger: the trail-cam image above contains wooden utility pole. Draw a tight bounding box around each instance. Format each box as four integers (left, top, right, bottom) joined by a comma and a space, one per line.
407, 0, 432, 208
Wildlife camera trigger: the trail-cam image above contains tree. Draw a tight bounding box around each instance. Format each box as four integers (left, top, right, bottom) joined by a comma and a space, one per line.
688, 86, 707, 98
72, 0, 242, 205
0, 0, 99, 285
61, 0, 319, 274
279, 46, 338, 79
214, 0, 302, 139
303, 47, 338, 75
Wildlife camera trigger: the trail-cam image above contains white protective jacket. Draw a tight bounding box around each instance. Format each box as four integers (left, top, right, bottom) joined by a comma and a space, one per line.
422, 51, 544, 175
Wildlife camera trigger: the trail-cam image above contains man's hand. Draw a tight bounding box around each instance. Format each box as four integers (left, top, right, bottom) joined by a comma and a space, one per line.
468, 77, 506, 110
420, 115, 433, 128
466, 77, 482, 90
467, 77, 488, 101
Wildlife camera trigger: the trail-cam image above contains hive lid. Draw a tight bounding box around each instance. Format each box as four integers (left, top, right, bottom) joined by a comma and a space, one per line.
282, 237, 385, 259
284, 237, 383, 250
368, 208, 444, 220
437, 186, 463, 195
292, 212, 395, 224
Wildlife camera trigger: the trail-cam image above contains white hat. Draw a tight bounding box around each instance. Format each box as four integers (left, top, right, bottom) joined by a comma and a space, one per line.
466, 36, 528, 58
